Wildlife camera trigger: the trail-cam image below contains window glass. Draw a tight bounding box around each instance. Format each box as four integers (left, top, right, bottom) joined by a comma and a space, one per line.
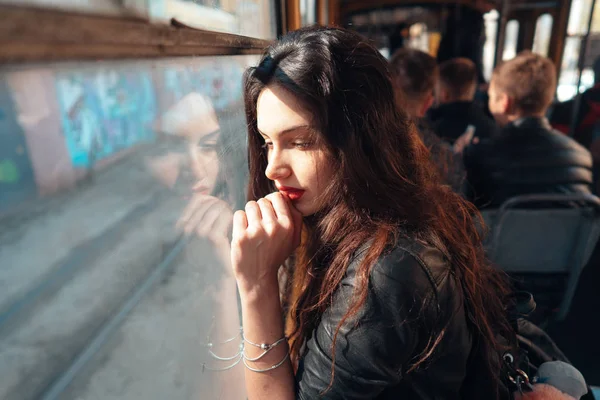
0, 54, 256, 399
592, 0, 600, 32
407, 22, 430, 53
301, 0, 317, 26
483, 9, 499, 81
0, 0, 277, 40
557, 37, 583, 101
0, 0, 133, 16
567, 0, 594, 35
502, 20, 519, 61
532, 14, 553, 56
167, 0, 277, 39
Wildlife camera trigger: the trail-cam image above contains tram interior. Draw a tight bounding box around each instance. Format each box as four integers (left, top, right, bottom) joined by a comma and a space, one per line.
0, 0, 600, 399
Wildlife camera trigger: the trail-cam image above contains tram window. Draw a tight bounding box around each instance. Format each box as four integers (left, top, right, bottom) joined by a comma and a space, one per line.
0, 0, 278, 398
568, 0, 594, 35
0, 0, 277, 39
166, 0, 277, 39
558, 0, 599, 101
0, 52, 259, 400
483, 10, 499, 81
503, 20, 520, 61
301, 0, 317, 26
558, 37, 584, 101
0, 52, 261, 400
408, 23, 430, 53
0, 0, 133, 16
592, 0, 600, 32
533, 14, 553, 57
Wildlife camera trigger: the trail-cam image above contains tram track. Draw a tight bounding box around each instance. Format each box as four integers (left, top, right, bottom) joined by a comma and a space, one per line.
39, 234, 190, 400
0, 190, 188, 400
0, 195, 162, 336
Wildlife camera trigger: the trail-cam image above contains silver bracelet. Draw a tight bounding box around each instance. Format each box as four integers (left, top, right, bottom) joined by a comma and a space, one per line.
209, 342, 245, 361
242, 351, 290, 373
243, 335, 287, 351
202, 354, 243, 372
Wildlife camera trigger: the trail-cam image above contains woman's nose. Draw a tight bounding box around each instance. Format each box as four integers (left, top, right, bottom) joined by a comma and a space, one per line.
265, 150, 291, 181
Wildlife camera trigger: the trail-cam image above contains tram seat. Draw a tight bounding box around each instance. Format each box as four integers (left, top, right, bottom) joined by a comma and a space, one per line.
481, 193, 600, 321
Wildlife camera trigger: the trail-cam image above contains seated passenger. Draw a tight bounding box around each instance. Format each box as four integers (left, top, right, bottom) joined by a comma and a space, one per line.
428, 57, 498, 144
229, 26, 512, 399
389, 48, 465, 192
464, 51, 593, 209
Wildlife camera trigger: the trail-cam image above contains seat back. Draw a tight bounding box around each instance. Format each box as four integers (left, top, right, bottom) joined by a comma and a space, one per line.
481, 194, 600, 320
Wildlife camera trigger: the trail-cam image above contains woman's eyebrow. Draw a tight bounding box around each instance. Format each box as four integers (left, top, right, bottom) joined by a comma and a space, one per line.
196, 130, 220, 144
258, 124, 311, 138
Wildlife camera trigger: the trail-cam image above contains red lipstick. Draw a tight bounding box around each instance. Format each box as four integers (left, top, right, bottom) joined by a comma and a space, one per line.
277, 186, 305, 201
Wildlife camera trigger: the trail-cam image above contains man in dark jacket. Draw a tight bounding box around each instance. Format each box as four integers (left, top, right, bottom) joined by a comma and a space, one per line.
464, 52, 593, 209
428, 58, 498, 144
389, 48, 465, 193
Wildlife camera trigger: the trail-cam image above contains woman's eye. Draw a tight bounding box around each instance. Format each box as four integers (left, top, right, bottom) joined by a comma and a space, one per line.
197, 143, 218, 152
262, 142, 274, 150
293, 142, 313, 149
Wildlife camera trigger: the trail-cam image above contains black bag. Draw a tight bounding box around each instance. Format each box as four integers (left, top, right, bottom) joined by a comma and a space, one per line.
501, 292, 595, 399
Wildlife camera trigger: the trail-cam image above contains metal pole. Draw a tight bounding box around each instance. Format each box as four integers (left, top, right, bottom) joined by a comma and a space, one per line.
568, 0, 597, 137
495, 0, 510, 67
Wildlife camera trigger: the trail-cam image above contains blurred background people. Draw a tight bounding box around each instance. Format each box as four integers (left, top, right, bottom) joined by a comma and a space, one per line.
464, 52, 593, 209
389, 48, 465, 192
428, 57, 497, 144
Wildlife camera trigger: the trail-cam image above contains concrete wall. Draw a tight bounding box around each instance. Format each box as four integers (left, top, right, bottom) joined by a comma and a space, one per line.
0, 55, 254, 215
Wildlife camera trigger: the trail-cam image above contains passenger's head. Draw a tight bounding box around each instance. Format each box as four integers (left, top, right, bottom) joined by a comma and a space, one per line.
244, 26, 511, 384
389, 48, 438, 117
244, 26, 425, 218
437, 57, 478, 104
488, 51, 556, 126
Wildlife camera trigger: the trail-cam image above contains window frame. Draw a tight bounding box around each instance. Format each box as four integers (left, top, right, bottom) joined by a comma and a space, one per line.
0, 3, 277, 63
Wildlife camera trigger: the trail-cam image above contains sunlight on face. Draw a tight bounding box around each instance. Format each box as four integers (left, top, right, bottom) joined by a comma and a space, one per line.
488, 80, 509, 127
256, 85, 333, 216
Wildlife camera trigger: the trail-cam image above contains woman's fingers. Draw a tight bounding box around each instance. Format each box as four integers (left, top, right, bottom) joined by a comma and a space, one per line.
244, 201, 262, 231
177, 195, 216, 234
265, 192, 289, 220
194, 201, 230, 239
257, 198, 277, 231
232, 210, 248, 240
283, 196, 304, 247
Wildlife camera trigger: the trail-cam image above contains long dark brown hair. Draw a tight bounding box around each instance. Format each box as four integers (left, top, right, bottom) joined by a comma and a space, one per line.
243, 26, 511, 395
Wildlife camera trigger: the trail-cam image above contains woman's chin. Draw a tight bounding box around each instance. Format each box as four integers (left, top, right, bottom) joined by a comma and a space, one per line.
293, 200, 323, 218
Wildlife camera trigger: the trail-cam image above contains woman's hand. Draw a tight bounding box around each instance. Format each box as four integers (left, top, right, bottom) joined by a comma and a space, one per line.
230, 192, 302, 295
177, 194, 233, 243
176, 194, 233, 269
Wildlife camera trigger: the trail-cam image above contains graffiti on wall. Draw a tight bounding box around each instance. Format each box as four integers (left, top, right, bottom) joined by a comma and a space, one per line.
55, 69, 157, 168
0, 78, 37, 213
162, 60, 244, 112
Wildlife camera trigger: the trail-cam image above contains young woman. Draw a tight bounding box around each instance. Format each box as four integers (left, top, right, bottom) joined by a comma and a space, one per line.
230, 26, 512, 399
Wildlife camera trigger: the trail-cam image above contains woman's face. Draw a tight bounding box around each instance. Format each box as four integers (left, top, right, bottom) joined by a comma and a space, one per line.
256, 84, 333, 216
187, 127, 220, 195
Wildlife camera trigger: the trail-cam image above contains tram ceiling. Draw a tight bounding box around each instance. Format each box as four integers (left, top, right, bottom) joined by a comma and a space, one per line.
339, 0, 563, 20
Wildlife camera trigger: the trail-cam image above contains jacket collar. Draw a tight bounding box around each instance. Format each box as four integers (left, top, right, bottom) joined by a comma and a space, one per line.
509, 116, 552, 130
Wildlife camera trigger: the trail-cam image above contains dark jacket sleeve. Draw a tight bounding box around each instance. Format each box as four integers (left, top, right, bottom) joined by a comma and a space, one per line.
295, 248, 434, 399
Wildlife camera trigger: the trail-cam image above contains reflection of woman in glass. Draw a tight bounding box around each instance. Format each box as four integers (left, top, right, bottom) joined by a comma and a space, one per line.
150, 92, 247, 398
229, 27, 511, 398
150, 92, 246, 242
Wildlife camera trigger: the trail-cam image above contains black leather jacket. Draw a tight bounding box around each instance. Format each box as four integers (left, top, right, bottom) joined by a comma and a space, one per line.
464, 117, 593, 208
295, 237, 485, 399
